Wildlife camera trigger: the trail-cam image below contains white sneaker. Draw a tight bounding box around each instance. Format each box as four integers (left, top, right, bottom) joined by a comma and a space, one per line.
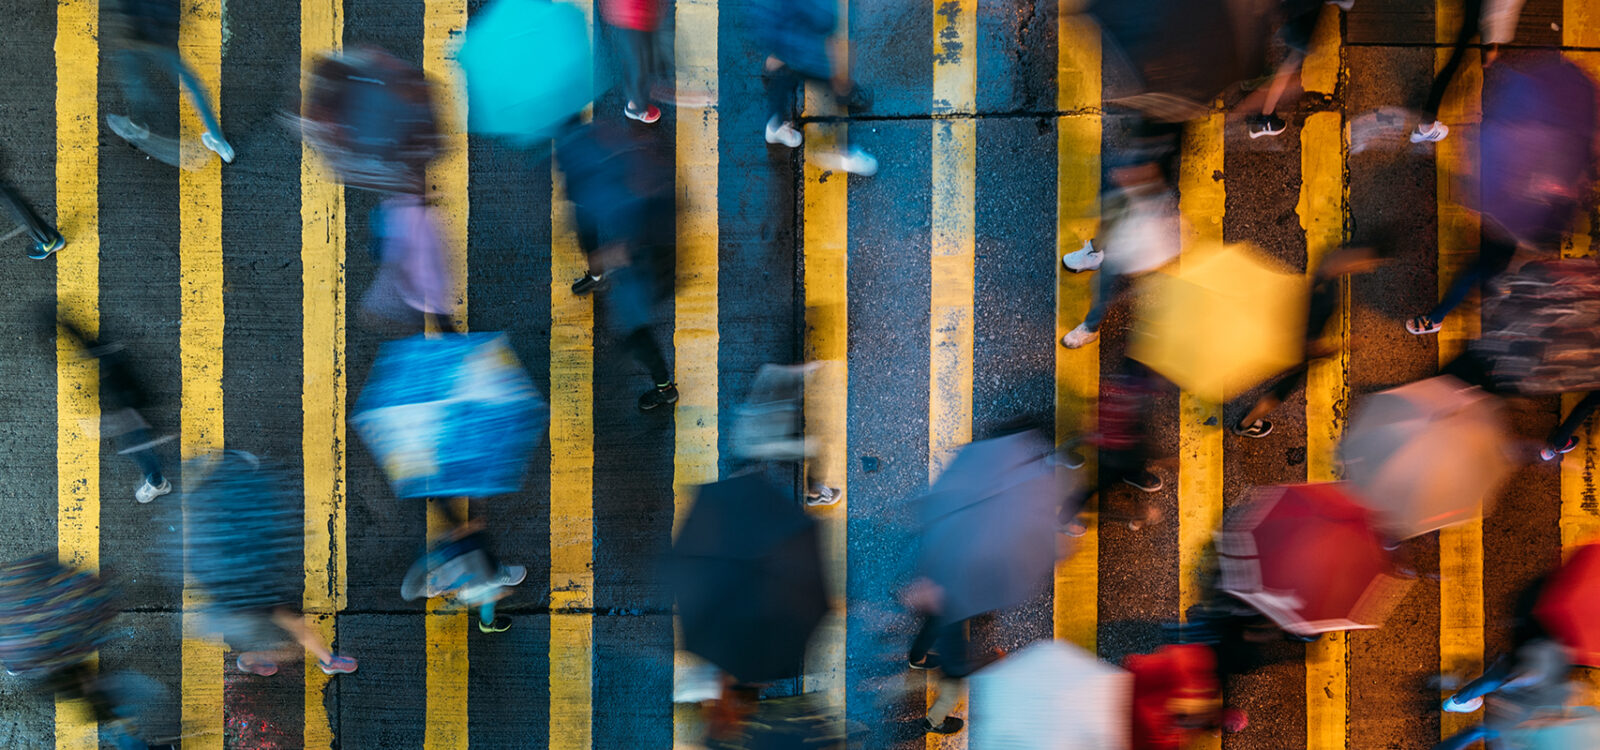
816, 147, 878, 176
106, 115, 151, 143
805, 485, 843, 507
1060, 323, 1099, 349
1442, 694, 1483, 713
201, 132, 235, 163
1410, 120, 1448, 143
494, 564, 527, 587
136, 479, 172, 504
1326, 0, 1354, 10
764, 117, 802, 148
1061, 240, 1102, 272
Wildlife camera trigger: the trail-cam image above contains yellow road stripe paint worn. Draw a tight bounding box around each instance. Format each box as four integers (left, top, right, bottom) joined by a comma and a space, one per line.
1176, 111, 1225, 627
300, 0, 345, 745
1571, 0, 1600, 49
54, 0, 100, 746
422, 0, 470, 745
1053, 3, 1101, 652
178, 0, 227, 745
1434, 3, 1484, 737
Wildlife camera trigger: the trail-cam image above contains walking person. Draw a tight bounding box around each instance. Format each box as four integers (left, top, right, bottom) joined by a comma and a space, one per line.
358, 191, 457, 337
751, 0, 877, 176
601, 0, 663, 124
401, 517, 523, 633
1412, 0, 1528, 143
1, 149, 65, 259
1436, 637, 1572, 749
1405, 226, 1519, 336
54, 312, 171, 504
1059, 361, 1166, 534
1244, 0, 1351, 139
1059, 159, 1179, 349
1539, 391, 1600, 460
729, 361, 841, 506
903, 577, 974, 736
105, 0, 235, 166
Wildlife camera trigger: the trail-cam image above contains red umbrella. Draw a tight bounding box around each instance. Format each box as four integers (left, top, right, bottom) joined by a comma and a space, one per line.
1216, 483, 1413, 636
1534, 542, 1600, 668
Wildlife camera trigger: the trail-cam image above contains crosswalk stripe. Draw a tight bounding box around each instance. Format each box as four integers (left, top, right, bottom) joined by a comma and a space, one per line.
299, 0, 347, 745
52, 0, 100, 746
178, 0, 229, 744
422, 0, 471, 745
928, 0, 975, 743
1432, 0, 1485, 739
1300, 7, 1350, 747
1053, 4, 1101, 653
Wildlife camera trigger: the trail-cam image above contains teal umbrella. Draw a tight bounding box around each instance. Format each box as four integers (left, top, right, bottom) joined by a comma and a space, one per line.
1501, 711, 1600, 750
457, 0, 595, 143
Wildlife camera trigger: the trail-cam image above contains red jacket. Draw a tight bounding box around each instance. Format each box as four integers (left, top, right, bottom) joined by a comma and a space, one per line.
1126, 644, 1221, 750
601, 0, 660, 31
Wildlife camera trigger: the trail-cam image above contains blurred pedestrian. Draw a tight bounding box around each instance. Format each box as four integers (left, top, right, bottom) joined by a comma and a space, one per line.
601, 0, 664, 124
1412, 0, 1528, 143
292, 47, 441, 194
1245, 0, 1350, 138
1126, 644, 1241, 750
1059, 159, 1178, 350
105, 0, 234, 166
1232, 242, 1391, 437
1405, 225, 1518, 336
54, 311, 171, 504
1437, 637, 1571, 749
903, 577, 972, 736
402, 519, 521, 633
751, 0, 877, 176
729, 362, 840, 506
1059, 362, 1165, 534
1, 148, 65, 259
359, 192, 457, 337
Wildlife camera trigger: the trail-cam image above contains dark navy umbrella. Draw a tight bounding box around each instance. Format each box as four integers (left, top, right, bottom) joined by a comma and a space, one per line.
1479, 55, 1599, 247
1091, 0, 1279, 122
183, 451, 301, 613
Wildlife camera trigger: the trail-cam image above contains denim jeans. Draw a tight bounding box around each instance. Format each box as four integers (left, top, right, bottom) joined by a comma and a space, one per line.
113, 45, 225, 143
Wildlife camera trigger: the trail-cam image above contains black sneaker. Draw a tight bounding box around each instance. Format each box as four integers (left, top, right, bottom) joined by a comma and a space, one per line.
28, 234, 64, 260
478, 616, 512, 633
571, 272, 604, 295
1055, 447, 1087, 469
908, 653, 940, 671
638, 383, 679, 411
1247, 113, 1287, 139
1232, 419, 1273, 438
1123, 471, 1163, 493
922, 716, 964, 735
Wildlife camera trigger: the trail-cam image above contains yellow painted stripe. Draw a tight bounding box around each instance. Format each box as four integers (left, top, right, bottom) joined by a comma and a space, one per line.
1053, 3, 1101, 652
54, 0, 100, 746
178, 0, 227, 745
1176, 111, 1225, 630
299, 0, 345, 746
1570, 0, 1600, 48
422, 0, 470, 745
1433, 1, 1484, 738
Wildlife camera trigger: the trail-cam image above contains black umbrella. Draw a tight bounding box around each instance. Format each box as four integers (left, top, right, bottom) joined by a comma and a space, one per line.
1091, 0, 1279, 122
670, 474, 828, 683
919, 429, 1069, 623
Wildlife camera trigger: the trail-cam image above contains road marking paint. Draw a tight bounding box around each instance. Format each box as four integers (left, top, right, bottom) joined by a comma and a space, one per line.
422, 0, 470, 744
1053, 2, 1101, 652
299, 0, 345, 745
54, 0, 100, 746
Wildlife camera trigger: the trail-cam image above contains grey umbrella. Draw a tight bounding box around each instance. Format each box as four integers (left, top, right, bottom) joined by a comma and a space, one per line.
919, 429, 1072, 623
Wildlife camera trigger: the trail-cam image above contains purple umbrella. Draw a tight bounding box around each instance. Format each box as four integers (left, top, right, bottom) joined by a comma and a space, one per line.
1477, 55, 1599, 247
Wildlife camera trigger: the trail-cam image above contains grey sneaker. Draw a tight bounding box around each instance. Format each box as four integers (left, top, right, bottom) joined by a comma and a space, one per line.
494, 565, 527, 587
201, 133, 235, 163
1061, 240, 1102, 272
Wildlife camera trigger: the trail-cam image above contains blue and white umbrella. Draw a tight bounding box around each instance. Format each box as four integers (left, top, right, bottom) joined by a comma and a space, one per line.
352, 333, 548, 499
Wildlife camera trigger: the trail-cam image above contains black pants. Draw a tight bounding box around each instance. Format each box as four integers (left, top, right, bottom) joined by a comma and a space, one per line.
1549, 391, 1600, 449
908, 615, 973, 678
613, 27, 656, 109
1, 178, 61, 249
764, 65, 853, 149
1423, 0, 1486, 121
625, 328, 671, 386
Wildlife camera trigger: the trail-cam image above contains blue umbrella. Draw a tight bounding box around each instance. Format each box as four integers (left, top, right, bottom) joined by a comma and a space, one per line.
457, 0, 595, 143
352, 333, 548, 499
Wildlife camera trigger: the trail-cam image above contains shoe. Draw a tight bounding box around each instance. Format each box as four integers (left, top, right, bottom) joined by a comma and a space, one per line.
1061, 239, 1102, 272
106, 115, 151, 143
1326, 0, 1354, 9
765, 117, 803, 148
816, 147, 878, 176
1406, 315, 1442, 335
639, 383, 680, 411
908, 653, 939, 671
201, 133, 235, 164
1056, 447, 1086, 469
1123, 471, 1163, 493
1442, 694, 1483, 713
478, 616, 512, 634
1222, 708, 1250, 732
494, 565, 527, 587
1060, 324, 1099, 349
236, 656, 278, 677
1411, 120, 1449, 143
805, 485, 843, 507
135, 479, 172, 504
318, 655, 358, 675
571, 272, 604, 295
1233, 419, 1273, 438
922, 716, 964, 735
624, 102, 662, 124
1541, 436, 1578, 461
1059, 520, 1088, 537
1247, 113, 1288, 139
28, 235, 65, 260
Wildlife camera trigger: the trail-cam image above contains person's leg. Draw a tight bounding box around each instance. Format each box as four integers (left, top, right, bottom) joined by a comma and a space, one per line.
1082, 263, 1124, 332
163, 49, 225, 142
1421, 0, 1486, 122
925, 676, 964, 724
1451, 654, 1515, 704
765, 63, 801, 126
624, 327, 672, 386
479, 598, 496, 626
1549, 392, 1600, 449
1427, 266, 1483, 322
0, 179, 61, 248
618, 29, 652, 113
1432, 724, 1491, 750
908, 615, 940, 664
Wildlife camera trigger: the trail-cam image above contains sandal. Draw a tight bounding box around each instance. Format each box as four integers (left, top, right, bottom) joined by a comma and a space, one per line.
1406, 315, 1441, 335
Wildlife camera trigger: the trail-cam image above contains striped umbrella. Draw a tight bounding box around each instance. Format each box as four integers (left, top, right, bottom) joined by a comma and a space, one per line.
0, 555, 118, 677
970, 640, 1132, 750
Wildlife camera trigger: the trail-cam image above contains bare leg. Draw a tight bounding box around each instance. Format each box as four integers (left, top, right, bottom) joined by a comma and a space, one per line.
272, 608, 334, 664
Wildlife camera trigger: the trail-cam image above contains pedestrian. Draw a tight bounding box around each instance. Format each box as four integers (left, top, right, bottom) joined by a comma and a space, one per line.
729, 361, 841, 506
902, 576, 974, 736
1059, 159, 1179, 350
1126, 643, 1241, 750
105, 0, 234, 166
54, 311, 171, 504
1244, 0, 1351, 139
1058, 361, 1165, 534
1232, 242, 1391, 437
1412, 0, 1528, 143
358, 191, 457, 337
1405, 225, 1519, 336
751, 0, 877, 176
601, 0, 664, 124
401, 518, 523, 633
1436, 637, 1572, 749
1538, 392, 1600, 460
1, 148, 65, 259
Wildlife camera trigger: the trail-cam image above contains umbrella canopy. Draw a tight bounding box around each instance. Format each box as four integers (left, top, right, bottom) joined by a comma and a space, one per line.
0, 555, 118, 677
1500, 711, 1600, 750
296, 47, 441, 192
1217, 483, 1412, 635
1339, 376, 1511, 539
1090, 0, 1278, 122
920, 429, 1070, 623
457, 0, 594, 143
670, 474, 828, 683
1477, 259, 1600, 395
1129, 242, 1306, 398
352, 332, 548, 499
183, 451, 302, 613
1534, 542, 1600, 668
970, 640, 1132, 750
1477, 56, 1598, 248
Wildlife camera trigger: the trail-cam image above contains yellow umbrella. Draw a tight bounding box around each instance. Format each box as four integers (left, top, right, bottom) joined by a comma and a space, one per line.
1130, 242, 1306, 398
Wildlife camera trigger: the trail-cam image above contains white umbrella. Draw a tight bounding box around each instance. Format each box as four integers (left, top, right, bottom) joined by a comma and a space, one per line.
970, 640, 1132, 750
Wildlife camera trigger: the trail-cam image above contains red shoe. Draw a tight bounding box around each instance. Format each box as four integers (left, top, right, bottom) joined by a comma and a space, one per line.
625, 103, 661, 124
1221, 708, 1249, 732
